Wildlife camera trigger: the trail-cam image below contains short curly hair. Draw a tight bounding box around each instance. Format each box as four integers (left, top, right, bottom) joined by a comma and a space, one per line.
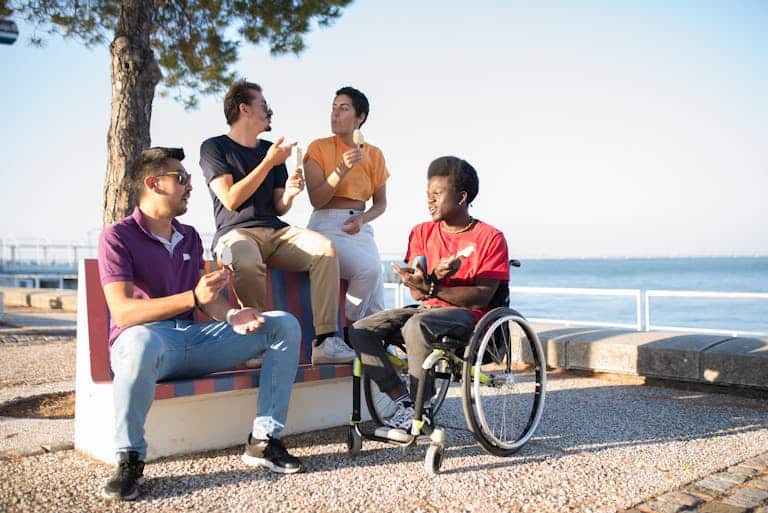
224, 80, 262, 125
426, 156, 479, 205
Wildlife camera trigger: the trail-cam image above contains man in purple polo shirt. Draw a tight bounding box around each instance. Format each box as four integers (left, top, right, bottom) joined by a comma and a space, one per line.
98, 147, 304, 502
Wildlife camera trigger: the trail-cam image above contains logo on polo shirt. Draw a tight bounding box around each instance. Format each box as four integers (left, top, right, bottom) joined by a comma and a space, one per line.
183, 253, 190, 261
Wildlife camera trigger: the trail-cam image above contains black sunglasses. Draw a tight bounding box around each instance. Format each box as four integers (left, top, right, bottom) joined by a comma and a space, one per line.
157, 170, 191, 186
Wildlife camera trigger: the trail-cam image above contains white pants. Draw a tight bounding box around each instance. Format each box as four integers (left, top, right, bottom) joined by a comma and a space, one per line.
307, 209, 386, 322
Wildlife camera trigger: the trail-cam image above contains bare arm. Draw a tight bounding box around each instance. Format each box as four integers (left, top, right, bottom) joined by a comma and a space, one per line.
304, 147, 363, 209
392, 262, 499, 309
358, 184, 386, 224
272, 167, 305, 216
103, 269, 229, 327
208, 138, 292, 211
341, 184, 387, 235
431, 278, 500, 310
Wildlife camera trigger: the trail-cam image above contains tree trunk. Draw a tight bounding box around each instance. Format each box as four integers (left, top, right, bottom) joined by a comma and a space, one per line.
102, 0, 162, 226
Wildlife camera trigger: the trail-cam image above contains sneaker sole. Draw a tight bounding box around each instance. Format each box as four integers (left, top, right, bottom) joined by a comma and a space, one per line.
100, 477, 144, 501
374, 427, 413, 443
241, 453, 303, 474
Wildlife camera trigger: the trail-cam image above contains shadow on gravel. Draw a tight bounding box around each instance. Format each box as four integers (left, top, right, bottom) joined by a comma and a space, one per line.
136, 468, 274, 502
280, 382, 768, 476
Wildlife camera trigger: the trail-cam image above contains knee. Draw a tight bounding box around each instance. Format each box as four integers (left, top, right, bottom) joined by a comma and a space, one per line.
264, 311, 301, 352
111, 326, 164, 378
228, 238, 263, 273
402, 316, 428, 345
310, 231, 337, 260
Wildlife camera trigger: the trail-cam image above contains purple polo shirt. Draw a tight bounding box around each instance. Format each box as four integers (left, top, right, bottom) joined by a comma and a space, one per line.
98, 207, 204, 344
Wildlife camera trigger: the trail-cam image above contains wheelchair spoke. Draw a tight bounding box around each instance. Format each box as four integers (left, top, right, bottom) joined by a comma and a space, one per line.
462, 308, 547, 456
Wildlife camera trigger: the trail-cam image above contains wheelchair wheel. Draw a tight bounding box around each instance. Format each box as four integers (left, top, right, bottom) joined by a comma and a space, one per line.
363, 359, 451, 426
347, 425, 362, 456
461, 307, 546, 456
424, 444, 445, 475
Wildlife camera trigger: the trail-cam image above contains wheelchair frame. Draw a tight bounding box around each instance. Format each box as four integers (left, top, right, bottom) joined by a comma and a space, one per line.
347, 305, 547, 474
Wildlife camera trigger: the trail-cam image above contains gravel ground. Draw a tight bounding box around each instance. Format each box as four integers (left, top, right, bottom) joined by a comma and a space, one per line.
1, 373, 767, 513
0, 338, 76, 388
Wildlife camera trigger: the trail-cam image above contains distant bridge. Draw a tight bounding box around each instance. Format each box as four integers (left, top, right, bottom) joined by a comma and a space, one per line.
0, 237, 404, 289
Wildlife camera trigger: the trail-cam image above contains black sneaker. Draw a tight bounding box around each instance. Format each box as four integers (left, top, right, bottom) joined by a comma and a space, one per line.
102, 451, 145, 501
241, 434, 304, 474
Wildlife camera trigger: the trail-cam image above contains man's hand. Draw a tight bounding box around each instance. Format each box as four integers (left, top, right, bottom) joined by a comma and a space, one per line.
390, 262, 429, 294
283, 168, 305, 200
193, 269, 229, 305
227, 307, 266, 335
340, 147, 363, 172
433, 255, 461, 281
341, 214, 364, 235
265, 136, 294, 167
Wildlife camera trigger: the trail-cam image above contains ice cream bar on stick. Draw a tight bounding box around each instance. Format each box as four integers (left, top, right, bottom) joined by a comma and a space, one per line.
295, 146, 303, 171
352, 129, 365, 148
456, 244, 476, 259
220, 245, 234, 270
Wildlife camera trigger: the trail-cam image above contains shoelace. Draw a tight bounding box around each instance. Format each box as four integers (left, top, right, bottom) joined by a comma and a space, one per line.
385, 406, 414, 429
117, 460, 143, 480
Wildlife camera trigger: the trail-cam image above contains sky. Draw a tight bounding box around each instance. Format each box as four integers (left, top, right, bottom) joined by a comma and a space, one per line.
1, 0, 766, 258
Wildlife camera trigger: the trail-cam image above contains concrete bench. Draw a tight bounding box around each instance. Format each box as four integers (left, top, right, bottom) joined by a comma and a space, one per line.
529, 323, 768, 390
75, 258, 355, 463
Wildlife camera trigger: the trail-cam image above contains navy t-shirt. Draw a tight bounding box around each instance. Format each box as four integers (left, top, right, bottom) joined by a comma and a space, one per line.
200, 135, 289, 250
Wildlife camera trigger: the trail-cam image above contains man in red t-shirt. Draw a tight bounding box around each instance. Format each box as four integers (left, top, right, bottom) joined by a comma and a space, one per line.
348, 156, 509, 440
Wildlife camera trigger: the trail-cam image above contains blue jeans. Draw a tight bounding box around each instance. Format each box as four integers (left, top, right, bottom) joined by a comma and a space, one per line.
109, 311, 301, 459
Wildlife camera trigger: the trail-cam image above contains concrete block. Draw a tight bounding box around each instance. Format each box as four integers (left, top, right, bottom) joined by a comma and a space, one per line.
530, 324, 603, 369
636, 334, 730, 381
701, 337, 768, 388
28, 291, 62, 310
59, 292, 77, 312
0, 287, 31, 307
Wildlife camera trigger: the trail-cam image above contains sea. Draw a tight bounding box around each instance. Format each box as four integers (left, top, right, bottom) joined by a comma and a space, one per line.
382, 257, 768, 335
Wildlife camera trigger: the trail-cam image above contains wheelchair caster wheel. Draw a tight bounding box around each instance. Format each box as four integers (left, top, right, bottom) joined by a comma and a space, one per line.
347, 426, 362, 456
425, 444, 444, 475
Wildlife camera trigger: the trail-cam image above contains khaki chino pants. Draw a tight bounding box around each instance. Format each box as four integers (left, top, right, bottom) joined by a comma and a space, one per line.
216, 226, 340, 335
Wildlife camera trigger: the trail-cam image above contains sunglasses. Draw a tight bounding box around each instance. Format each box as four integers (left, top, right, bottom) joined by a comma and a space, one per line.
157, 170, 191, 186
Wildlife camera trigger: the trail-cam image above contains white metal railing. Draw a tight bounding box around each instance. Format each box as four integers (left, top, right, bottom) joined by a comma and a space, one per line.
509, 286, 642, 331
384, 283, 768, 338
645, 290, 768, 337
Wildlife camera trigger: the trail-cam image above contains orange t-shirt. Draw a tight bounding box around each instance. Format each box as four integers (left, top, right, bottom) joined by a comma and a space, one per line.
305, 136, 389, 202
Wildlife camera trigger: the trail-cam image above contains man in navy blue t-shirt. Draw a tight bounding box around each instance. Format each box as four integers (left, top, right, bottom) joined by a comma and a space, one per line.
200, 80, 354, 365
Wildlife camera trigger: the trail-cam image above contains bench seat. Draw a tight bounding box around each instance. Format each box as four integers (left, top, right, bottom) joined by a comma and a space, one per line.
74, 258, 362, 463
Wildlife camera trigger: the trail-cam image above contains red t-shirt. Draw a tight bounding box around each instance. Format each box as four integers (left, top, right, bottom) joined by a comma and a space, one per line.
405, 220, 510, 320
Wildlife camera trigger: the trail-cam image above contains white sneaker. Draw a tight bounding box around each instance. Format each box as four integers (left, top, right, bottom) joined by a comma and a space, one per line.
371, 384, 398, 419
374, 402, 415, 442
311, 336, 356, 364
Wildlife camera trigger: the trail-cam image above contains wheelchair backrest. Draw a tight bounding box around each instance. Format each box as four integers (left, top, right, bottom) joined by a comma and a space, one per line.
488, 280, 510, 309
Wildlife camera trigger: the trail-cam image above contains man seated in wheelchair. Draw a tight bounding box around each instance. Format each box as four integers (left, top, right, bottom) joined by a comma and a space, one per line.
348, 155, 509, 440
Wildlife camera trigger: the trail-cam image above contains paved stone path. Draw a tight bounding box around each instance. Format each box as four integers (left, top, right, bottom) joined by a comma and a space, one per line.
621, 454, 768, 512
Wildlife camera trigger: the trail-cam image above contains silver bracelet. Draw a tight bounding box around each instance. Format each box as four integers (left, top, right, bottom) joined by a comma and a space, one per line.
225, 308, 239, 325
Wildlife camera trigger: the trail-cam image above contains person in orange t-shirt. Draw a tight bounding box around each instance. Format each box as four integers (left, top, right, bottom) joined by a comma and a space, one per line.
304, 87, 390, 342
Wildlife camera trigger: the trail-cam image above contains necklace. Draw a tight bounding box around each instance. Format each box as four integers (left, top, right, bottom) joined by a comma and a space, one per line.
442, 217, 475, 234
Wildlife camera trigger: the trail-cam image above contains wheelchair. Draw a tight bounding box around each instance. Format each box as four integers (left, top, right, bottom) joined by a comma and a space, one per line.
347, 260, 547, 474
